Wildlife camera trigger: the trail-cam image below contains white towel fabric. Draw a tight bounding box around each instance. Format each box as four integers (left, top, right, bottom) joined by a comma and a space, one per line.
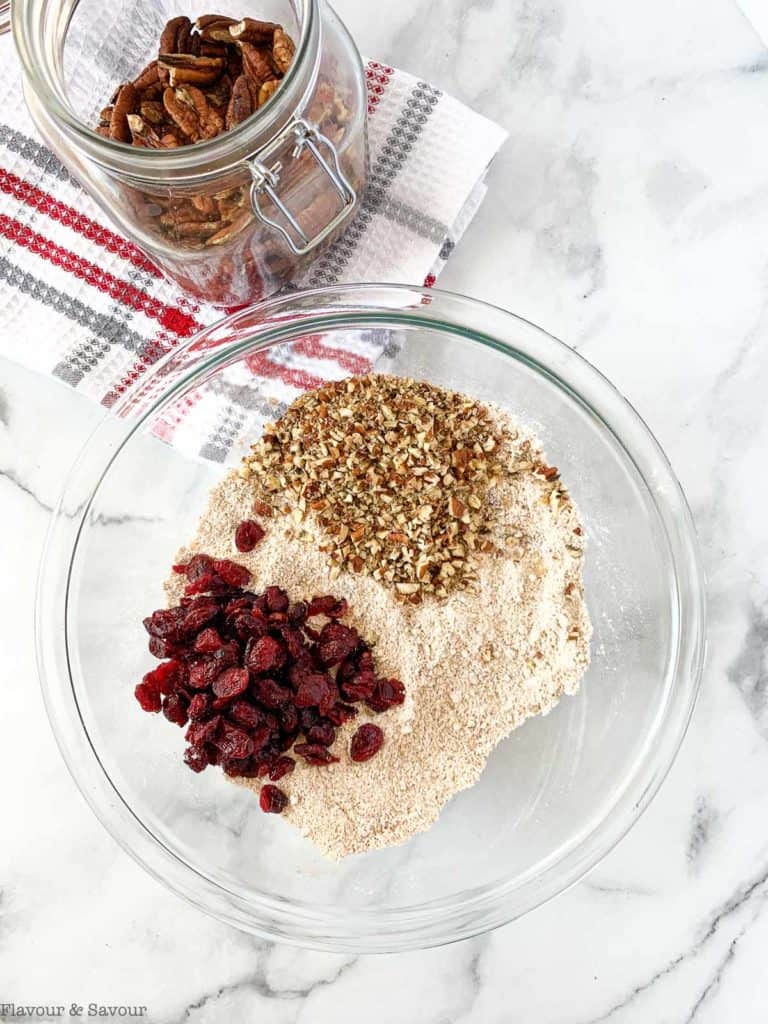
0, 34, 507, 463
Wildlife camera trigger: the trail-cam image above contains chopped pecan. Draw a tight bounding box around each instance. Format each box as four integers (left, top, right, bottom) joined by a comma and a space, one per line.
158, 54, 225, 87
272, 28, 295, 74
240, 42, 277, 88
226, 74, 254, 129
109, 83, 137, 143
258, 79, 280, 107
229, 18, 279, 44
159, 16, 192, 56
98, 105, 114, 127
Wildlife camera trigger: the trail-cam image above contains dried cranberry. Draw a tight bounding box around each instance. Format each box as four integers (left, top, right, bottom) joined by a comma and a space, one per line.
204, 743, 221, 766
183, 573, 224, 596
232, 613, 267, 640
308, 595, 349, 619
222, 757, 254, 777
252, 677, 291, 709
229, 700, 263, 731
340, 672, 377, 702
325, 702, 358, 726
269, 756, 295, 781
293, 743, 339, 766
366, 678, 406, 713
294, 672, 333, 710
245, 635, 286, 674
287, 601, 309, 625
188, 693, 212, 721
148, 635, 182, 659
234, 519, 265, 552
144, 659, 183, 695
264, 586, 289, 613
317, 622, 359, 667
162, 693, 189, 727
184, 553, 215, 581
215, 721, 254, 761
143, 607, 185, 641
189, 641, 240, 688
260, 784, 288, 813
185, 715, 221, 747
181, 598, 220, 635
212, 667, 249, 701
279, 704, 299, 734
138, 575, 403, 787
184, 745, 209, 773
297, 707, 319, 732
194, 627, 223, 653
282, 626, 308, 660
350, 723, 384, 762
135, 680, 162, 713
224, 595, 258, 617
306, 720, 336, 746
212, 558, 252, 587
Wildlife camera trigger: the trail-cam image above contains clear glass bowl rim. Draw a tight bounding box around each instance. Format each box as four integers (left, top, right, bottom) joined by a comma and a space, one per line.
35, 283, 706, 953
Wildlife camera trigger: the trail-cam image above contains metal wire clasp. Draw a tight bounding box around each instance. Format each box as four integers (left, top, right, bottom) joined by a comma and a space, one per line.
247, 118, 356, 256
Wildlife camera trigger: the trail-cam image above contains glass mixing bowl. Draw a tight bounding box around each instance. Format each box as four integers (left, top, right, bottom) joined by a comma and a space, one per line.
36, 284, 705, 952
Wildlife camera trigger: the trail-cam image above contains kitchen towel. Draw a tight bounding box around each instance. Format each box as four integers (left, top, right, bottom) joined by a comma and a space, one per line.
0, 35, 507, 464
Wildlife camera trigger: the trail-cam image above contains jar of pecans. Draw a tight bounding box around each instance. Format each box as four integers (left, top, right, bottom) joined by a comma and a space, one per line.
13, 1, 368, 305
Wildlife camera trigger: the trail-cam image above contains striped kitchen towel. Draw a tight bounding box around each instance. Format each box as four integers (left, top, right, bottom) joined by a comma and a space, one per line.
0, 34, 506, 464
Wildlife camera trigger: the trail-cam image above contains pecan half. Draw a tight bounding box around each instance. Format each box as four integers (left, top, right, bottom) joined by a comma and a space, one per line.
272, 28, 295, 74
109, 83, 137, 143
258, 79, 280, 107
240, 42, 277, 88
176, 85, 224, 140
159, 16, 192, 56
140, 99, 165, 125
196, 14, 237, 42
163, 85, 200, 140
127, 114, 162, 148
158, 54, 225, 87
132, 60, 161, 94
207, 205, 254, 245
192, 194, 218, 216
229, 18, 279, 44
174, 220, 223, 240
206, 73, 233, 109
199, 41, 227, 59
226, 74, 254, 129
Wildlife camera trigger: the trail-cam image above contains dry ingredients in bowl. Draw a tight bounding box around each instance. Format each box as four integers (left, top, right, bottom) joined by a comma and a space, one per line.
136, 374, 592, 858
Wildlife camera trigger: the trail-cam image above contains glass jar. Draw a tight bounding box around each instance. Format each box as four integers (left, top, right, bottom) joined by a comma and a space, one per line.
36, 284, 705, 951
12, 0, 368, 306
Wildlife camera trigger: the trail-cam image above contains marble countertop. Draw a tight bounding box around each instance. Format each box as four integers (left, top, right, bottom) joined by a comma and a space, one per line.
3, 0, 768, 1019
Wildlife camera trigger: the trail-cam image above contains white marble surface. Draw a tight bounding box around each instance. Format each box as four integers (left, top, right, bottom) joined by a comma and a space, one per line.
3, 0, 768, 1018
